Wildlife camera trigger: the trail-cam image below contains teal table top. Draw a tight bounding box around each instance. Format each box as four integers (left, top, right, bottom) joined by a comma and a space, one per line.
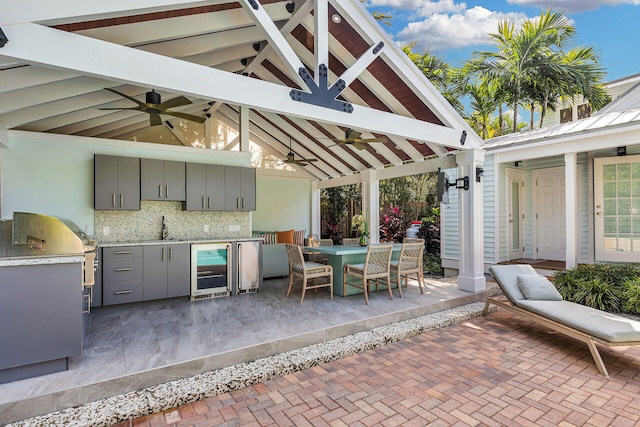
304, 243, 402, 256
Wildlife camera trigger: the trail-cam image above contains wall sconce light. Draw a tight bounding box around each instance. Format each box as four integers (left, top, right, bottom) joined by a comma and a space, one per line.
460, 130, 467, 145
617, 146, 627, 156
450, 176, 469, 190
285, 2, 295, 13
331, 14, 342, 24
476, 166, 484, 182
514, 161, 520, 167
0, 27, 7, 48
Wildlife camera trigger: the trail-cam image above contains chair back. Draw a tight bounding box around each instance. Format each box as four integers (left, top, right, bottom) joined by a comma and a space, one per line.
341, 238, 359, 245
285, 243, 305, 270
403, 238, 424, 244
364, 244, 393, 275
398, 241, 424, 271
318, 239, 334, 246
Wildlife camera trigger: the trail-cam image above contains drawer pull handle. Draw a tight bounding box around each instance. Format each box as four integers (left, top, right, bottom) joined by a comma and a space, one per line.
114, 267, 133, 272
114, 251, 132, 255
114, 290, 133, 295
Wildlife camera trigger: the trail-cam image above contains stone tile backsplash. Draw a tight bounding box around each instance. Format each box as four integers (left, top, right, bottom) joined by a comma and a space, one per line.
94, 201, 251, 243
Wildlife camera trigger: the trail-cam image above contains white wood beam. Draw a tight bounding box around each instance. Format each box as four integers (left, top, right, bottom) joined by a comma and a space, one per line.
239, 106, 250, 152
0, 0, 216, 26
1, 22, 463, 148
314, 0, 328, 85
333, 41, 383, 91
239, 0, 307, 89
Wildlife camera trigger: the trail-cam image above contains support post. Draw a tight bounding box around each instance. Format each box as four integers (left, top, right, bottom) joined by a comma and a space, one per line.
239, 106, 250, 152
311, 180, 321, 238
565, 152, 577, 269
361, 169, 379, 244
456, 149, 486, 292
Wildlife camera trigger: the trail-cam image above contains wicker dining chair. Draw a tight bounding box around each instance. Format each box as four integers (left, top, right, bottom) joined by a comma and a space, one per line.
318, 239, 334, 246
341, 238, 359, 245
285, 243, 333, 303
390, 239, 425, 295
343, 244, 394, 305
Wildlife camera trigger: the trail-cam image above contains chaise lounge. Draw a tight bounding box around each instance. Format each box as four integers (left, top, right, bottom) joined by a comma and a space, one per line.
484, 264, 640, 377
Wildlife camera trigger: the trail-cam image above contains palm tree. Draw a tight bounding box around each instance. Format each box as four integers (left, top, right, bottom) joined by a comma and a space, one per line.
464, 82, 500, 139
464, 9, 605, 133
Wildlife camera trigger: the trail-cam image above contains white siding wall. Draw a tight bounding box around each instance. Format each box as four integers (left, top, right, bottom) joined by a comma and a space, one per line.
482, 156, 496, 263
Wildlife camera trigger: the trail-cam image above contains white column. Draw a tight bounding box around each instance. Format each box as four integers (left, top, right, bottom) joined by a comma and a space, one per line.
361, 169, 379, 244
310, 180, 321, 238
314, 0, 328, 85
239, 106, 250, 152
456, 149, 486, 292
565, 152, 577, 269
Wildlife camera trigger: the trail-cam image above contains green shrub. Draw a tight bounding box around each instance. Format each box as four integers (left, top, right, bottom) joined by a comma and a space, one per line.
553, 263, 640, 313
622, 277, 640, 314
423, 253, 443, 277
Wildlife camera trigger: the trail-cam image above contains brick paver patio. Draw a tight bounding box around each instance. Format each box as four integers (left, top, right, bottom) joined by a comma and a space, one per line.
113, 311, 640, 426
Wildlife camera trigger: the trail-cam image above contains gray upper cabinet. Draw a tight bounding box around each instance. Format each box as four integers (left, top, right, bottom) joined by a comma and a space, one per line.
140, 159, 186, 201
185, 163, 225, 211
225, 166, 256, 211
94, 155, 140, 210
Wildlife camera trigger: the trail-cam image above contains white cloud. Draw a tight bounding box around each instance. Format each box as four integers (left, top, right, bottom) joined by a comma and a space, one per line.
507, 0, 640, 12
367, 0, 466, 16
396, 6, 527, 52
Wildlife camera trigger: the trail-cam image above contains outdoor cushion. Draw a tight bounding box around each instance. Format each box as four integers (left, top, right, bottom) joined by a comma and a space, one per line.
489, 264, 538, 302
517, 274, 563, 301
516, 299, 640, 343
276, 229, 294, 244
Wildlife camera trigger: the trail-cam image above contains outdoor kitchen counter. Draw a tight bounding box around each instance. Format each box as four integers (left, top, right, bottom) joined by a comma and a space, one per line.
0, 254, 85, 267
98, 237, 261, 247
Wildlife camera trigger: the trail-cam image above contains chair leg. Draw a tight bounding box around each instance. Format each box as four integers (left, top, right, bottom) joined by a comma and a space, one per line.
343, 266, 347, 298
286, 274, 294, 297
300, 278, 307, 304
396, 274, 403, 298
363, 278, 369, 305
386, 275, 394, 300
329, 274, 333, 300
417, 272, 425, 294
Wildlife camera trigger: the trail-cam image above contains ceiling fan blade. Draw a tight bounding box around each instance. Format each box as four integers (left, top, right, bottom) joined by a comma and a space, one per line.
163, 110, 206, 124
353, 143, 368, 151
98, 107, 143, 111
348, 130, 362, 140
357, 138, 387, 143
104, 88, 147, 108
303, 158, 318, 162
150, 114, 163, 126
158, 96, 192, 110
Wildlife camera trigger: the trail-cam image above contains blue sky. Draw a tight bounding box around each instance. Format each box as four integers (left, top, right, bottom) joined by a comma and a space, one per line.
362, 0, 640, 82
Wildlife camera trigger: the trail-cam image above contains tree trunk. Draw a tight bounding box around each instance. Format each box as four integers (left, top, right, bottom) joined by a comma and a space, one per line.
512, 99, 519, 133
498, 105, 504, 136
539, 93, 549, 128
530, 102, 535, 130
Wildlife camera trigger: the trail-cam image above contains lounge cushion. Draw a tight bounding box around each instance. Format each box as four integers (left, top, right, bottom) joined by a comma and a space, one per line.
517, 274, 563, 301
489, 265, 538, 302
276, 229, 294, 244
516, 300, 640, 343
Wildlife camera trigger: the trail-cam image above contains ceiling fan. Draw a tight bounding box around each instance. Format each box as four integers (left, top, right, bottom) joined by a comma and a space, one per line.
99, 88, 206, 126
327, 128, 387, 150
280, 137, 318, 167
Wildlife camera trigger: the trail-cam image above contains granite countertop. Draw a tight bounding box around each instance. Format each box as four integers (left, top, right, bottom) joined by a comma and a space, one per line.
0, 254, 85, 267
98, 237, 262, 247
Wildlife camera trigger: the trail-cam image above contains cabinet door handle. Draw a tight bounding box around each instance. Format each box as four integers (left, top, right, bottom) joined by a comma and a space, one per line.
83, 293, 91, 314
162, 247, 165, 261
169, 247, 173, 261
112, 193, 116, 207
208, 197, 211, 209
159, 185, 162, 198
114, 290, 133, 295
120, 194, 124, 207
166, 185, 169, 198
242, 197, 245, 209
114, 251, 132, 255
202, 196, 205, 209
114, 267, 133, 272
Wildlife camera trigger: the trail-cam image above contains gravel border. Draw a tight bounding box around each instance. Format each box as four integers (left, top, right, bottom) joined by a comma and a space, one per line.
8, 298, 498, 427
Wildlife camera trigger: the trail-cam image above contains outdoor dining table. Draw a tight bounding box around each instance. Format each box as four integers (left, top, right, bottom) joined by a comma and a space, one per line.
303, 243, 403, 296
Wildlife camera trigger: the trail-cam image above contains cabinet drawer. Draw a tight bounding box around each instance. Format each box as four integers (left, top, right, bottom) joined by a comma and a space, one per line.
103, 258, 143, 281
103, 246, 143, 259
103, 280, 143, 305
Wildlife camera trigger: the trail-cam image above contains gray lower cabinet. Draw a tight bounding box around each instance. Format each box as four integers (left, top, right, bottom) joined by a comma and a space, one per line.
0, 262, 83, 383
142, 244, 190, 300
94, 155, 140, 210
102, 246, 143, 305
141, 159, 186, 201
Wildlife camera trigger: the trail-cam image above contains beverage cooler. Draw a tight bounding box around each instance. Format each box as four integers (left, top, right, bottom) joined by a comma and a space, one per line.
191, 243, 231, 300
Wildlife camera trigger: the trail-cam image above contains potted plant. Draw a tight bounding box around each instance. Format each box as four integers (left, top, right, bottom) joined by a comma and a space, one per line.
352, 213, 369, 246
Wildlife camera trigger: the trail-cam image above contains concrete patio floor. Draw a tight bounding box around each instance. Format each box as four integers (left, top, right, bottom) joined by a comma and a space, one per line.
1, 275, 489, 425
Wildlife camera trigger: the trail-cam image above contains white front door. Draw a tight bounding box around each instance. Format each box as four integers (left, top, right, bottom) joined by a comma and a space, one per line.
507, 169, 525, 260
534, 168, 566, 260
594, 155, 640, 262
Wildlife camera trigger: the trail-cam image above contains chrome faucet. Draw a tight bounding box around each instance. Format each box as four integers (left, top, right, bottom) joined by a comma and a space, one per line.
161, 216, 169, 240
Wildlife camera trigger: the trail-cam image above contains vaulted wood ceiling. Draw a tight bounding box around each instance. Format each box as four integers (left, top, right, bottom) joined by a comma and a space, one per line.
0, 0, 480, 180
